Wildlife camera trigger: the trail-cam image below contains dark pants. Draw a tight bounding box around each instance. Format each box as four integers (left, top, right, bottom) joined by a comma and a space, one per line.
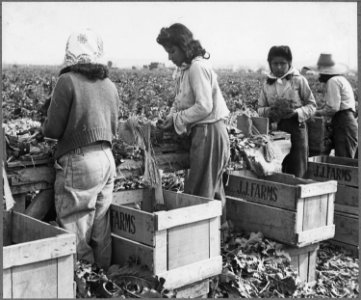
185, 120, 230, 223
329, 109, 358, 158
278, 116, 308, 178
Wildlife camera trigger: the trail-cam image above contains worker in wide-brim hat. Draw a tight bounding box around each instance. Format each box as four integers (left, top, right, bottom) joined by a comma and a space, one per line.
313, 53, 357, 158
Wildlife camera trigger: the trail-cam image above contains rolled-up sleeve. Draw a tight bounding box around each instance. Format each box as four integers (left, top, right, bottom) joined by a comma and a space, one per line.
173, 63, 213, 134
294, 77, 316, 122
42, 75, 73, 139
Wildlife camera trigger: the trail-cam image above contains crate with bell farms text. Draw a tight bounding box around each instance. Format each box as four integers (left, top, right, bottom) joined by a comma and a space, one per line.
225, 170, 337, 247
110, 188, 222, 291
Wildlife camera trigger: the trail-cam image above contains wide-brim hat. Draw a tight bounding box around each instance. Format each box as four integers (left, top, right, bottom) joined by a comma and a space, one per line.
63, 28, 106, 67
313, 53, 349, 75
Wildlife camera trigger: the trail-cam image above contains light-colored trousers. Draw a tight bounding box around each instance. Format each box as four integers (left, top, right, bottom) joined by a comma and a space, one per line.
54, 142, 115, 269
184, 120, 230, 222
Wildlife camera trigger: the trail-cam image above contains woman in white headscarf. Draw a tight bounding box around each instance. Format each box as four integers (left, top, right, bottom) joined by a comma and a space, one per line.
43, 29, 119, 269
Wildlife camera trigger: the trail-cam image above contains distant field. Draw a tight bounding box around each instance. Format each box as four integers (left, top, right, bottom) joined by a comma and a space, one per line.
2, 65, 358, 123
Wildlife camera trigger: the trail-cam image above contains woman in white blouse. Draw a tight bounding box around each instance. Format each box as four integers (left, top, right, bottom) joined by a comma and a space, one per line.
156, 23, 230, 222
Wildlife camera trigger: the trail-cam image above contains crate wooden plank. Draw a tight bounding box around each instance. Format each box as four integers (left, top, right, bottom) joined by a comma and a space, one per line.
335, 184, 358, 215
3, 234, 76, 269
24, 189, 54, 220
251, 117, 269, 134
307, 155, 358, 187
110, 204, 155, 246
6, 159, 52, 168
168, 220, 210, 270
155, 200, 221, 231
11, 211, 73, 243
227, 196, 335, 247
11, 259, 58, 298
227, 196, 298, 245
159, 256, 222, 290
113, 188, 154, 207
302, 194, 329, 230
209, 217, 221, 257
333, 212, 358, 247
111, 234, 154, 268
285, 243, 319, 283
57, 255, 76, 298
153, 230, 168, 274
7, 165, 55, 186
3, 269, 12, 298
10, 182, 53, 195
175, 279, 209, 298
163, 190, 213, 210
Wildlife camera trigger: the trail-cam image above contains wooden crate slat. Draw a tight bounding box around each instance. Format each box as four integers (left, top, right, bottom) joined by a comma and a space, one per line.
302, 194, 329, 231
3, 234, 76, 269
155, 200, 221, 231
298, 181, 337, 198
10, 182, 52, 195
335, 184, 358, 215
10, 259, 58, 298
226, 196, 298, 245
209, 217, 221, 257
110, 204, 155, 246
113, 189, 154, 207
11, 211, 72, 243
333, 213, 359, 247
296, 225, 335, 247
168, 220, 210, 270
158, 256, 222, 290
3, 268, 13, 298
57, 255, 76, 298
8, 166, 55, 186
307, 156, 358, 187
111, 234, 154, 269
153, 230, 168, 274
163, 190, 213, 210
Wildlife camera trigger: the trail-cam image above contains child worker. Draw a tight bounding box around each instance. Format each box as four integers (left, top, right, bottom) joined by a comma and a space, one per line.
314, 53, 358, 158
258, 45, 317, 178
156, 23, 230, 222
43, 28, 119, 270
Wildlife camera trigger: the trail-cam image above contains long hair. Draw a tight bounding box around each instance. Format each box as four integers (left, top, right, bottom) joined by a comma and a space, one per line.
156, 23, 209, 64
59, 63, 109, 80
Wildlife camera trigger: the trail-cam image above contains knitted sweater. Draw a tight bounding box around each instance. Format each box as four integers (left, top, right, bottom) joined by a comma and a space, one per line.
43, 72, 119, 158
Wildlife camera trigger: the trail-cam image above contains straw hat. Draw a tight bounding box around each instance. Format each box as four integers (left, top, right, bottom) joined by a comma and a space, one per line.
316, 53, 348, 75
63, 28, 105, 67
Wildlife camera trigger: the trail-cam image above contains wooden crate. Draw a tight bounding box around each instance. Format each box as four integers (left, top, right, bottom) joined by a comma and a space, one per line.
226, 170, 337, 247
3, 211, 76, 298
110, 189, 222, 290
307, 116, 328, 155
307, 155, 358, 187
174, 279, 209, 298
283, 243, 319, 283
331, 212, 359, 255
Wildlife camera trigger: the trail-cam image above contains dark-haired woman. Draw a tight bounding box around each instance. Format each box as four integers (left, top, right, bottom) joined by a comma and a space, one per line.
258, 45, 316, 178
157, 23, 230, 222
43, 29, 119, 269
314, 54, 358, 158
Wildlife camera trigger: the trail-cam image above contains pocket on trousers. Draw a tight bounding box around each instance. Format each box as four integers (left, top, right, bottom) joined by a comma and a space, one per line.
69, 154, 102, 190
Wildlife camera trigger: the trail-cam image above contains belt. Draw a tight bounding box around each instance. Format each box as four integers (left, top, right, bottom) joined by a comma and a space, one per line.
70, 141, 110, 155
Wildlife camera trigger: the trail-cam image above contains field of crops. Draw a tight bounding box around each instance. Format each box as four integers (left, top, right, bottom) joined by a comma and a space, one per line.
2, 65, 359, 298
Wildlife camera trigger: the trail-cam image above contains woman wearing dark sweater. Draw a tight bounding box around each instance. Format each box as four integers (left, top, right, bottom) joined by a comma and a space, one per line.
43, 29, 119, 269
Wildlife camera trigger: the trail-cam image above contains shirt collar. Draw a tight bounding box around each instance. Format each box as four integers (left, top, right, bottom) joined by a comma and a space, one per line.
267, 67, 299, 84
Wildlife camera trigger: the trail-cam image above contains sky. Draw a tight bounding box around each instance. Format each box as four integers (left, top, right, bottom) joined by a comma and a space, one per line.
2, 2, 358, 71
